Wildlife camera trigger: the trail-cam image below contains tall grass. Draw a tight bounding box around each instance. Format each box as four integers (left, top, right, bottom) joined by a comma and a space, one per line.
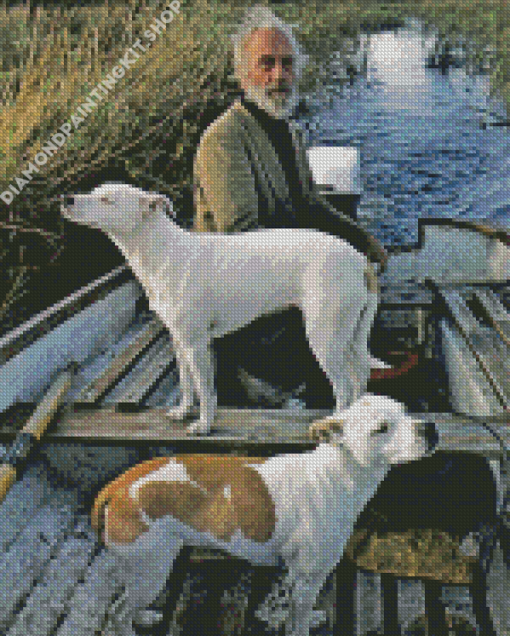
413, 0, 502, 94
0, 0, 235, 219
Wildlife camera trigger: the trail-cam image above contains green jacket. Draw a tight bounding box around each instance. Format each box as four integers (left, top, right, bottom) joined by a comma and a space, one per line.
192, 98, 362, 235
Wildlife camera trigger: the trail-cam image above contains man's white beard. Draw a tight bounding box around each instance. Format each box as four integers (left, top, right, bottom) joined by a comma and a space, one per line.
244, 84, 298, 120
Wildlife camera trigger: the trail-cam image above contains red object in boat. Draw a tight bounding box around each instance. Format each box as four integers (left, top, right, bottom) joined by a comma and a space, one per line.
370, 351, 419, 381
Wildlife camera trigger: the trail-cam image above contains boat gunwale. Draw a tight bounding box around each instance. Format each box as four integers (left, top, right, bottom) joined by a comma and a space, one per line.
0, 265, 131, 366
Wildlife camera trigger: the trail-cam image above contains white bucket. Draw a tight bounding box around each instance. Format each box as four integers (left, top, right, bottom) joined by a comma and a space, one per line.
306, 146, 361, 195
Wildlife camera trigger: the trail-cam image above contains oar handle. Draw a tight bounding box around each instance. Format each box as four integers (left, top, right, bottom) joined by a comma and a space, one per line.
0, 361, 77, 504
0, 464, 16, 503
22, 363, 76, 440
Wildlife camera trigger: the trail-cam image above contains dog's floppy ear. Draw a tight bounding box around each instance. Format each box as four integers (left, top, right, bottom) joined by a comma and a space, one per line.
308, 417, 344, 443
139, 194, 174, 218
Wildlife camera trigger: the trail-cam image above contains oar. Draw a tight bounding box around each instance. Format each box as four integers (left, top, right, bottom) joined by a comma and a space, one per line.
0, 361, 77, 503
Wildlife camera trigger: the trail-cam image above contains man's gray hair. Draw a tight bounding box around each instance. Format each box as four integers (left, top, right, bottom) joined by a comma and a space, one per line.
231, 5, 308, 81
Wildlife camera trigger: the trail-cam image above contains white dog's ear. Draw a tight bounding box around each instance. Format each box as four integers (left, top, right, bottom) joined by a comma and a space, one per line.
139, 194, 174, 218
308, 417, 344, 443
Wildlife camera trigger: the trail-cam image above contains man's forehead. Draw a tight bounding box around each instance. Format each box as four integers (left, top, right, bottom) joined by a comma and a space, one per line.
244, 28, 293, 58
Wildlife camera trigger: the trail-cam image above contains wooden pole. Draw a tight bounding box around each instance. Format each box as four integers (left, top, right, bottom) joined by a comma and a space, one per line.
0, 362, 77, 503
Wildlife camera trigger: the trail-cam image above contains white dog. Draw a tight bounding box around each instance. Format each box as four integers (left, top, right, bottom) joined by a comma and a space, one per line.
91, 394, 438, 636
61, 183, 384, 435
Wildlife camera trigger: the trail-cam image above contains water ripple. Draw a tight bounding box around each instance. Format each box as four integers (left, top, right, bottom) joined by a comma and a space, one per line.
301, 20, 508, 246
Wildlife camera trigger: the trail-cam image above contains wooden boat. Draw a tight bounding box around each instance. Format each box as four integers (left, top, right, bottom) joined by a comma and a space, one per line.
0, 256, 508, 634
0, 148, 509, 634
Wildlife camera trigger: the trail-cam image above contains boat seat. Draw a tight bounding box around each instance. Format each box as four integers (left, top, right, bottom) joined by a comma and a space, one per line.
334, 450, 500, 636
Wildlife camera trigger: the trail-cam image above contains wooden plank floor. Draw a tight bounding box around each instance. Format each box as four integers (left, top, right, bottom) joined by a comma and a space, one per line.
0, 460, 90, 635
0, 466, 506, 636
1, 406, 507, 457
0, 451, 508, 635
0, 282, 509, 634
56, 549, 123, 636
7, 517, 98, 636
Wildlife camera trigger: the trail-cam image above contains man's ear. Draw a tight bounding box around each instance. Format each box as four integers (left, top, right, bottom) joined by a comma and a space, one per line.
139, 194, 174, 218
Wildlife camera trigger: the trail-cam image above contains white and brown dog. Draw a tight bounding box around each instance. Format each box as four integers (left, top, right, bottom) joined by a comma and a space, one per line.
61, 183, 386, 436
92, 394, 438, 635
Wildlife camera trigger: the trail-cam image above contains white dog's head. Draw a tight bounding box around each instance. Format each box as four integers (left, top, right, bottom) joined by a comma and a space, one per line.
61, 183, 173, 237
311, 394, 438, 468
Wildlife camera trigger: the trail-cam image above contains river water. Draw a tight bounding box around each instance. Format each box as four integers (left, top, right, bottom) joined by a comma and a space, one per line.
301, 18, 510, 248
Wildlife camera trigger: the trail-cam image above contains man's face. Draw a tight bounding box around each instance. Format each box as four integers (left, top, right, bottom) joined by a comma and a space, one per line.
240, 28, 297, 119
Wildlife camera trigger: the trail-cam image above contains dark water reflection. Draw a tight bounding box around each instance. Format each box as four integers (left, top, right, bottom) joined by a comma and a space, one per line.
300, 19, 509, 247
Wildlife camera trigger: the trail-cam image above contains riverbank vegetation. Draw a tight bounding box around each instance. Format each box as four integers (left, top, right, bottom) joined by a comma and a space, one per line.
0, 0, 508, 328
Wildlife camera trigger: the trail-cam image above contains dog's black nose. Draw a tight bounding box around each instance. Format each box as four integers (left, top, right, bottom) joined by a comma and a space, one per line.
422, 421, 439, 452
64, 196, 74, 206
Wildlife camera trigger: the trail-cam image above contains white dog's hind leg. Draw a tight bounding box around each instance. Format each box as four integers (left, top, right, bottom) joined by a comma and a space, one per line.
108, 537, 184, 634
304, 297, 365, 416
348, 288, 379, 403
180, 344, 216, 435
166, 341, 194, 420
345, 302, 377, 403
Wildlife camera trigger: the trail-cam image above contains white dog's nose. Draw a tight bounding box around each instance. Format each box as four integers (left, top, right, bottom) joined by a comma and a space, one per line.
63, 196, 74, 207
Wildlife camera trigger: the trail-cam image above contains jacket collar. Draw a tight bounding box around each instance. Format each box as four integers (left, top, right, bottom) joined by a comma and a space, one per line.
229, 98, 313, 202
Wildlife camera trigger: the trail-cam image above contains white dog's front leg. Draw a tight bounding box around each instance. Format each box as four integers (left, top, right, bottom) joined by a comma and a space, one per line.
285, 576, 326, 636
181, 344, 216, 435
255, 572, 327, 634
166, 341, 194, 420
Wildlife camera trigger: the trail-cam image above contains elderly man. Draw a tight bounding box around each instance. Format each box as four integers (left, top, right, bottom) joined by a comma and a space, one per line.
193, 6, 388, 407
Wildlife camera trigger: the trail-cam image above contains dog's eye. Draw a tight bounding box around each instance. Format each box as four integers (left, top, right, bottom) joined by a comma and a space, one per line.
372, 423, 389, 435
100, 196, 113, 204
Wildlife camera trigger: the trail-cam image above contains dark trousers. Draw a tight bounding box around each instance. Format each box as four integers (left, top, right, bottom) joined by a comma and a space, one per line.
359, 451, 497, 537
214, 307, 335, 407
